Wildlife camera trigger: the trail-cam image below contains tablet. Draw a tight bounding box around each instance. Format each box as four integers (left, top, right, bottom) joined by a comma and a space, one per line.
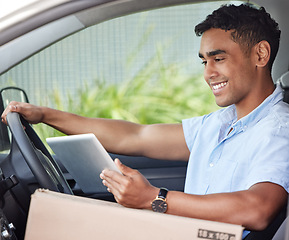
46, 133, 121, 194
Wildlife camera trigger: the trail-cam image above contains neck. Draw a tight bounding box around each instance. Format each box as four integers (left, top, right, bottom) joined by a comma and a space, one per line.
236, 77, 275, 120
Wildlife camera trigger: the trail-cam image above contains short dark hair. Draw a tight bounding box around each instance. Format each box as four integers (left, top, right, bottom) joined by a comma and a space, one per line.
195, 4, 281, 71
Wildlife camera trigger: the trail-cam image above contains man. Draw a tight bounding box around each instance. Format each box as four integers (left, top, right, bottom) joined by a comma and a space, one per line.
2, 4, 289, 238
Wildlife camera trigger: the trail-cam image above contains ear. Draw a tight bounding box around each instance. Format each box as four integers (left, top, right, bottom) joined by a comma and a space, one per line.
254, 40, 271, 68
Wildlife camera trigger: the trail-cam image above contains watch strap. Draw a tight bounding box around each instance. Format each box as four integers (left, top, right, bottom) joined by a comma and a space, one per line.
158, 187, 168, 200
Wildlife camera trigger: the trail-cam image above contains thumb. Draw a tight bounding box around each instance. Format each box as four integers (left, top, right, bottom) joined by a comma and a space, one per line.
115, 158, 134, 176
9, 104, 18, 112
1, 103, 19, 125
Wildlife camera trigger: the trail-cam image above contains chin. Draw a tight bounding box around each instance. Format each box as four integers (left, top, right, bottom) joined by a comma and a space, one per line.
215, 100, 231, 108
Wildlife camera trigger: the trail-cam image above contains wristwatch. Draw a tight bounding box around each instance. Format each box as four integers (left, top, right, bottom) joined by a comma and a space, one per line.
151, 187, 168, 213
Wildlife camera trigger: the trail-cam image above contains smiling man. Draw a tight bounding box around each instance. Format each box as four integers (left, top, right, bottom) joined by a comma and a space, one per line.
197, 26, 276, 120
2, 4, 289, 239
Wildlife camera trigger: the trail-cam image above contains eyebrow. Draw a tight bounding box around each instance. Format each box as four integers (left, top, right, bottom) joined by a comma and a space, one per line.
198, 49, 227, 58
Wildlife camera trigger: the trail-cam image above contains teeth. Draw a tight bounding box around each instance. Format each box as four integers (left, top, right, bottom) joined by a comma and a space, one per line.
212, 82, 227, 90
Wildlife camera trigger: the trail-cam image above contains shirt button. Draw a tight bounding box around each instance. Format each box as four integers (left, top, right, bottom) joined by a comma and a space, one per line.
209, 163, 214, 167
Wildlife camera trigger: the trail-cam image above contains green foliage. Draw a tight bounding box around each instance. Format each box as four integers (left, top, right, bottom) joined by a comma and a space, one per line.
34, 24, 219, 141
34, 58, 218, 141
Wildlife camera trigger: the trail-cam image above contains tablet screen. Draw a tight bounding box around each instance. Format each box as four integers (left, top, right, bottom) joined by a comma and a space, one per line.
46, 133, 120, 193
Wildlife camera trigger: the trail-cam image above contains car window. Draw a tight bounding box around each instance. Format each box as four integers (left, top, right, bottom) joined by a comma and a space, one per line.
0, 1, 245, 141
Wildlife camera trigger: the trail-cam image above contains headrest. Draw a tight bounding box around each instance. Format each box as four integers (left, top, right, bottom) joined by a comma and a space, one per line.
279, 71, 289, 88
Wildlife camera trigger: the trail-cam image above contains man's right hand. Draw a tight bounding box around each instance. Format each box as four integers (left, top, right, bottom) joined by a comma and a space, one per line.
1, 101, 45, 125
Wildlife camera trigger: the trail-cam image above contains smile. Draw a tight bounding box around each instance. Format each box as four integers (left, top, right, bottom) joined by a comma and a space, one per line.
211, 81, 228, 90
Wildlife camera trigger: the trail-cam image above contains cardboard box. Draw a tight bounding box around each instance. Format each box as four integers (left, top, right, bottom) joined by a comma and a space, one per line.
24, 189, 244, 240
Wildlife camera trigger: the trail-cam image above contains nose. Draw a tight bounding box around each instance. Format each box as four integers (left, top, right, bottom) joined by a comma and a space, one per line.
204, 62, 218, 83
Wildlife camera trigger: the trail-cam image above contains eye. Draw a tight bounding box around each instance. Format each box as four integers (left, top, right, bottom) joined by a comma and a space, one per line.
214, 58, 224, 62
201, 60, 207, 65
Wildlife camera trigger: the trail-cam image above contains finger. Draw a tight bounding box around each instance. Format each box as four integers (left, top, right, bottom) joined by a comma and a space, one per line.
102, 178, 117, 192
101, 176, 122, 198
102, 178, 113, 192
1, 102, 19, 124
9, 102, 28, 116
102, 176, 134, 207
100, 168, 124, 186
115, 158, 136, 176
7, 101, 20, 113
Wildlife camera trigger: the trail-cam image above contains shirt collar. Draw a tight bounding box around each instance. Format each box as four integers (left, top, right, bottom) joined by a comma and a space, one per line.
219, 83, 284, 130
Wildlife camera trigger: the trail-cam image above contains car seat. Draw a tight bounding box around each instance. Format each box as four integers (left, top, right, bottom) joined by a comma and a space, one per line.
244, 71, 289, 240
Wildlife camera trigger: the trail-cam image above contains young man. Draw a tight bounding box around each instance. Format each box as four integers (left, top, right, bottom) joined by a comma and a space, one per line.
2, 4, 289, 238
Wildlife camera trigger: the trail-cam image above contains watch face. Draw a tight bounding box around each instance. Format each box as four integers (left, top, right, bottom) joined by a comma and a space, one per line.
151, 199, 167, 213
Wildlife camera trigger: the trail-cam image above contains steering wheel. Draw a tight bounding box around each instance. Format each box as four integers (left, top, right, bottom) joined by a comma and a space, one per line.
6, 112, 73, 194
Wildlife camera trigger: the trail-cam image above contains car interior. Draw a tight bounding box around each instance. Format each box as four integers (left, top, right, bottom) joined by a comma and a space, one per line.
0, 0, 289, 239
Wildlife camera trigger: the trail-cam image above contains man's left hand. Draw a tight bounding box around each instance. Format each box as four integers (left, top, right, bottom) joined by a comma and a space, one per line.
100, 158, 159, 209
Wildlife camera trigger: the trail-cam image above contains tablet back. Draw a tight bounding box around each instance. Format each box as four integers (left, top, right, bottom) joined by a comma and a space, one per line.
46, 133, 119, 194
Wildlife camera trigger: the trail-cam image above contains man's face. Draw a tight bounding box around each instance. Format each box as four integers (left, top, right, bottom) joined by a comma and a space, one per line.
199, 28, 257, 108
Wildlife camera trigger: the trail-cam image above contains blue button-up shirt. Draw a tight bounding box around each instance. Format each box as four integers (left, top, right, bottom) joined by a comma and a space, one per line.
183, 83, 289, 194
182, 83, 289, 237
